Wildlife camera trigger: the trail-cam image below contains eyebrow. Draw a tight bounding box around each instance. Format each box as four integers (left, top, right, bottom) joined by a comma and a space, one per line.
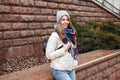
61, 17, 69, 20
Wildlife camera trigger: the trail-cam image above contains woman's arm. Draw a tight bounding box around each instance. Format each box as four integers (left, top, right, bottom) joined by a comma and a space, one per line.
46, 32, 66, 60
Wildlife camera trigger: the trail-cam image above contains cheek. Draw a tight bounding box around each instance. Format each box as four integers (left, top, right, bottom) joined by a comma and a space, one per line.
67, 21, 70, 24
60, 21, 64, 25
61, 21, 69, 25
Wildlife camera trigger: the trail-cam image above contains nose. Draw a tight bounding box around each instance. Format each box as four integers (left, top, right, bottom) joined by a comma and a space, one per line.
64, 20, 69, 23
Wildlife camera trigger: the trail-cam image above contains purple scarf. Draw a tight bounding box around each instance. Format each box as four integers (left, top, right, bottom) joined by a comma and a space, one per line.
62, 28, 79, 60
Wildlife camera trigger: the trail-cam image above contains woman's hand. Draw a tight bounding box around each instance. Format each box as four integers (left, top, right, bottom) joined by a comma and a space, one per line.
63, 41, 71, 52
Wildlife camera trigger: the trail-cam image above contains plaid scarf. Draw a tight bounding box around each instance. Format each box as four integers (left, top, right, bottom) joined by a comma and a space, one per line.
62, 28, 79, 60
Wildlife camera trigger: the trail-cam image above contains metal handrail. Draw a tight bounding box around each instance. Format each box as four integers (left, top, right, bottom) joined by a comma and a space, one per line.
94, 0, 120, 16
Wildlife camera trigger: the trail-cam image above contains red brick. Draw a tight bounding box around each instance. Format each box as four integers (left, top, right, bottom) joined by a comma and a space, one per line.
102, 67, 112, 78
116, 70, 120, 79
84, 77, 91, 80
4, 39, 12, 47
48, 2, 58, 9
27, 37, 42, 44
72, 11, 80, 16
12, 46, 21, 57
72, 0, 80, 5
88, 2, 96, 7
35, 15, 48, 22
0, 40, 4, 48
20, 0, 34, 6
5, 48, 11, 58
23, 45, 34, 55
86, 75, 96, 80
89, 7, 97, 12
33, 43, 45, 61
118, 56, 120, 62
20, 30, 34, 37
89, 17, 96, 21
97, 13, 105, 17
48, 16, 55, 22
19, 45, 34, 56
0, 32, 3, 40
3, 31, 20, 39
53, 0, 64, 3
92, 66, 99, 74
63, 0, 72, 3
20, 15, 35, 22
108, 73, 117, 80
0, 0, 9, 4
76, 70, 86, 80
34, 1, 47, 7
85, 68, 93, 77
83, 6, 90, 12
0, 48, 7, 64
108, 58, 117, 67
80, 1, 88, 6
0, 23, 11, 31
34, 30, 43, 36
28, 23, 41, 29
98, 62, 108, 71
94, 72, 103, 80
67, 5, 76, 10
79, 12, 87, 16
76, 6, 83, 11
12, 23, 27, 30
112, 63, 120, 72
11, 6, 27, 14
41, 9, 53, 15
47, 29, 54, 34
9, 0, 19, 5
0, 5, 10, 13
41, 22, 53, 29
12, 38, 28, 46
27, 7, 41, 14
58, 3, 68, 9
0, 14, 19, 22
87, 12, 95, 17
115, 18, 120, 22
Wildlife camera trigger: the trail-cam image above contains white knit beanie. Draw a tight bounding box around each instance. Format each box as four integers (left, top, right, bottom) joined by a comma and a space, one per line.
56, 10, 70, 23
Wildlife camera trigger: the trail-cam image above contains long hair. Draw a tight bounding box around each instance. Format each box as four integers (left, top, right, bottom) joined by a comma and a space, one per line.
55, 15, 76, 39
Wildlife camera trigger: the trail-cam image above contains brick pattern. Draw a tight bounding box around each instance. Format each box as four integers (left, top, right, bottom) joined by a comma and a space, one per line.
0, 50, 120, 80
76, 51, 120, 80
0, 0, 120, 58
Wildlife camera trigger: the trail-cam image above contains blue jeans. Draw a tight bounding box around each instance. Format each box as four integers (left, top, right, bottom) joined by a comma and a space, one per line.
52, 68, 76, 80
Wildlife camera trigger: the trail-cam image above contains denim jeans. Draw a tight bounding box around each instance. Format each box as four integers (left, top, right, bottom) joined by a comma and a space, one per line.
52, 68, 76, 80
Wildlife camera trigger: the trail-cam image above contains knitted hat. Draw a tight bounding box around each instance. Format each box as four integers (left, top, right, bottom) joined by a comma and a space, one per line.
56, 10, 70, 23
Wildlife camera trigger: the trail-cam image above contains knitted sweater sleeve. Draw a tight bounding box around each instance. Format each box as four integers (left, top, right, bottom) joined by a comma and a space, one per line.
45, 32, 66, 60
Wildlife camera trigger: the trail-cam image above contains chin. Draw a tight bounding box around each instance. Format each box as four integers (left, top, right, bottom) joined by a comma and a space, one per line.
63, 26, 68, 28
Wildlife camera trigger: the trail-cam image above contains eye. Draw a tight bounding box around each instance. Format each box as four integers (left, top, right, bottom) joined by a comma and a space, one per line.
61, 18, 66, 21
61, 18, 69, 21
61, 16, 69, 21
66, 19, 69, 21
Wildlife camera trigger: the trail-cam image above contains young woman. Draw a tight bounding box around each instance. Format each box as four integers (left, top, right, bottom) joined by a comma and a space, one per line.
46, 10, 78, 80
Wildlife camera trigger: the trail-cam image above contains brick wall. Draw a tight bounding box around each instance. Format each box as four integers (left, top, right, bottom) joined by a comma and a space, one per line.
0, 0, 120, 58
0, 50, 119, 80
76, 51, 120, 80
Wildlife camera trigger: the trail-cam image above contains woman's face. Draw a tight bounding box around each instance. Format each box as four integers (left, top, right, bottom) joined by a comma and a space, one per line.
60, 15, 70, 29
